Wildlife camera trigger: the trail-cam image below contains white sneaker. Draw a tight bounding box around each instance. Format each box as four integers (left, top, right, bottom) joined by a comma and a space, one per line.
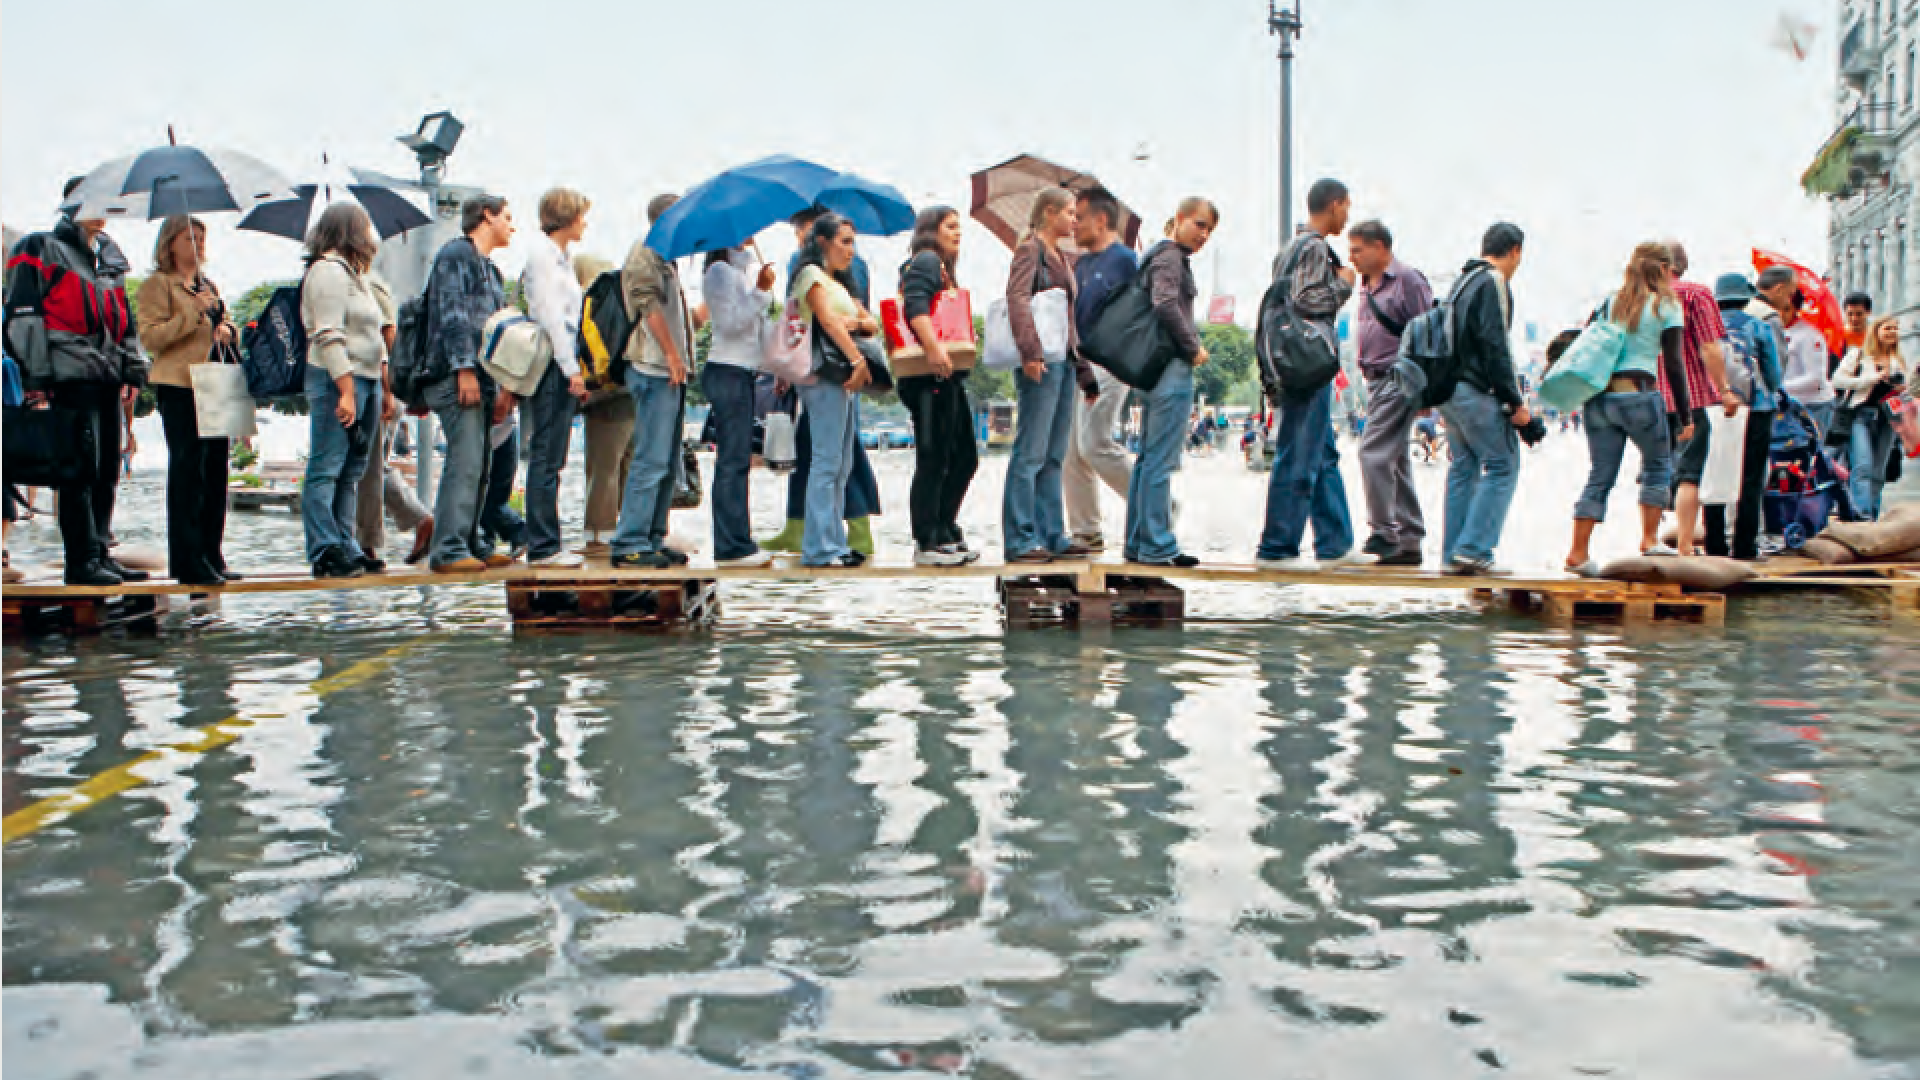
1328, 552, 1380, 569
1255, 556, 1317, 572
716, 551, 775, 568
916, 547, 967, 567
1642, 543, 1679, 557
529, 551, 586, 568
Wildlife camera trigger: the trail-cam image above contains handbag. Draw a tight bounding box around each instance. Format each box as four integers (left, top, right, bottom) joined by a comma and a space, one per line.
983, 242, 1070, 371
883, 289, 978, 378
760, 309, 816, 386
1699, 406, 1748, 506
478, 307, 553, 397
1888, 393, 1920, 458
1081, 245, 1179, 392
190, 343, 258, 440
1538, 300, 1627, 411
811, 321, 894, 394
3, 404, 98, 488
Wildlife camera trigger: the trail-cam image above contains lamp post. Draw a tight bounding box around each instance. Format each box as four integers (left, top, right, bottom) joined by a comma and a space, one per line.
1268, 0, 1304, 249
395, 110, 464, 507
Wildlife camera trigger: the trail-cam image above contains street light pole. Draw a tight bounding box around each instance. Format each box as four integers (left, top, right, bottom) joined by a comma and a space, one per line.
1268, 0, 1304, 251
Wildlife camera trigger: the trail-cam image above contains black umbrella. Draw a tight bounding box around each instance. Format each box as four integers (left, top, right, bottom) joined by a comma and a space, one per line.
61, 129, 294, 221
239, 181, 432, 241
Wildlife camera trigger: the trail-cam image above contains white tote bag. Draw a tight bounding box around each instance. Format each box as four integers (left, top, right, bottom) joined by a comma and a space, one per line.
983, 288, 1071, 370
760, 309, 816, 386
190, 361, 257, 439
1699, 406, 1748, 506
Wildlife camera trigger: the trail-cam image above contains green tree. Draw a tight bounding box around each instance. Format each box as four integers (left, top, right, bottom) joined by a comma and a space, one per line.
1195, 322, 1256, 407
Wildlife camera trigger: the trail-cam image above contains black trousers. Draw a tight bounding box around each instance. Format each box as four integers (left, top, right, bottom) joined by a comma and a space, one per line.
155, 384, 230, 578
897, 373, 978, 550
1703, 407, 1775, 561
48, 383, 123, 570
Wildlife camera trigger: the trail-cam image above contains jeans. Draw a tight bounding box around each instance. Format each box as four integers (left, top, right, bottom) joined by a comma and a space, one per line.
1355, 374, 1425, 553
523, 364, 578, 560
155, 383, 229, 578
786, 411, 881, 521
1704, 407, 1774, 560
1124, 360, 1194, 562
583, 392, 636, 534
1438, 383, 1521, 564
1848, 406, 1897, 520
1802, 401, 1836, 443
1002, 361, 1076, 556
49, 383, 123, 571
1063, 366, 1133, 541
702, 362, 759, 560
1575, 390, 1672, 522
798, 380, 858, 565
609, 369, 683, 558
897, 372, 978, 550
480, 422, 525, 552
1256, 383, 1355, 561
425, 373, 496, 566
301, 367, 380, 564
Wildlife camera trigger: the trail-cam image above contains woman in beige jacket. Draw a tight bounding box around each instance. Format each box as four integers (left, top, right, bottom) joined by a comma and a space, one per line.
136, 215, 239, 585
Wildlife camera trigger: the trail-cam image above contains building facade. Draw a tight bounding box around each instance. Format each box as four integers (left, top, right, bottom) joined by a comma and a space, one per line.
1813, 1, 1920, 325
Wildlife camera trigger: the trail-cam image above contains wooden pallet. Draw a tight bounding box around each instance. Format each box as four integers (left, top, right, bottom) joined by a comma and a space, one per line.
1476, 583, 1726, 627
4, 592, 169, 639
1000, 575, 1186, 630
505, 578, 720, 633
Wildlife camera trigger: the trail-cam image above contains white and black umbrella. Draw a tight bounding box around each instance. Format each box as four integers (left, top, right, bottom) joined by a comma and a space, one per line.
238, 177, 431, 241
61, 129, 295, 221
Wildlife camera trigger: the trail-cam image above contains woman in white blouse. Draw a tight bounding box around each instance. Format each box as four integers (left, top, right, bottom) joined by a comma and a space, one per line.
521, 188, 592, 567
702, 245, 777, 566
1833, 315, 1912, 519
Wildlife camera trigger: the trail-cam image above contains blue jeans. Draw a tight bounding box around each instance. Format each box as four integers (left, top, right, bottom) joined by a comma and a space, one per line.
1438, 383, 1520, 564
702, 363, 759, 561
522, 363, 576, 560
1124, 360, 1194, 562
425, 373, 497, 566
1255, 383, 1355, 560
1802, 401, 1836, 443
1848, 407, 1896, 519
610, 369, 683, 558
798, 380, 858, 565
785, 414, 881, 521
302, 367, 381, 564
1575, 390, 1671, 522
1002, 361, 1075, 556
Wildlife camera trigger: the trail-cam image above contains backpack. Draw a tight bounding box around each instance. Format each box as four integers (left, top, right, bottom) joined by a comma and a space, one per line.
576, 270, 631, 393
240, 282, 307, 399
1396, 265, 1488, 410
388, 292, 433, 410
1721, 316, 1763, 405
1254, 235, 1341, 403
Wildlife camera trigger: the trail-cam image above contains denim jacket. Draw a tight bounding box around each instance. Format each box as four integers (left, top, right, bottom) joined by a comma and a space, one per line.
426, 235, 506, 379
1724, 308, 1785, 413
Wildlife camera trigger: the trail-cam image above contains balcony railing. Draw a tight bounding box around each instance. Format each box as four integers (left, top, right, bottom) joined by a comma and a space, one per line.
1804, 103, 1902, 198
1841, 17, 1885, 88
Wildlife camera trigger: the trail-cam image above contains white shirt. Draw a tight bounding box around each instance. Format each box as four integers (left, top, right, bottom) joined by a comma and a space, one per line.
702, 250, 770, 370
523, 229, 583, 378
1772, 314, 1834, 405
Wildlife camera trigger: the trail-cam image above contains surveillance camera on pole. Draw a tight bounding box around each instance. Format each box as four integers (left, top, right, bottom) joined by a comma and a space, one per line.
1268, 0, 1304, 249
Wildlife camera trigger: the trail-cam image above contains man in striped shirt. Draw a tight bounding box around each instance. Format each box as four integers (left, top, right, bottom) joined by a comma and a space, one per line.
1664, 242, 1738, 556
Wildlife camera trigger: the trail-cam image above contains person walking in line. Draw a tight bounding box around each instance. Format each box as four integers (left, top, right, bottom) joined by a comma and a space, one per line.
1123, 197, 1218, 569
1663, 243, 1735, 557
355, 275, 435, 566
764, 206, 883, 557
609, 194, 698, 569
1702, 273, 1786, 561
136, 215, 238, 585
1002, 187, 1088, 565
299, 203, 390, 579
1438, 223, 1532, 577
895, 207, 980, 567
4, 187, 150, 586
1063, 186, 1139, 553
789, 211, 877, 567
423, 194, 517, 573
1834, 314, 1910, 519
1344, 218, 1434, 568
1758, 265, 1837, 438
521, 187, 593, 568
572, 253, 632, 556
703, 243, 777, 567
1255, 179, 1367, 571
1562, 243, 1692, 578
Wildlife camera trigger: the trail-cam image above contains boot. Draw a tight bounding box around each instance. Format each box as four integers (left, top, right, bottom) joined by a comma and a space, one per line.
846, 516, 874, 558
762, 519, 804, 553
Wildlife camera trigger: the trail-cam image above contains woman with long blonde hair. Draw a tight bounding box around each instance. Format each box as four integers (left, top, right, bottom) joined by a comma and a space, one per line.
1563, 242, 1693, 576
1834, 314, 1910, 518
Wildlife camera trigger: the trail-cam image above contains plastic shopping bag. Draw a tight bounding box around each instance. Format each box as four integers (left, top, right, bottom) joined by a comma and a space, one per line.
190, 360, 258, 440
1889, 394, 1920, 458
759, 309, 816, 386
1699, 407, 1747, 506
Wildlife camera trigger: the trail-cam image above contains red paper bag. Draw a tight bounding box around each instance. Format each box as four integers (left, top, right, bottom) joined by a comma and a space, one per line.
885, 289, 977, 377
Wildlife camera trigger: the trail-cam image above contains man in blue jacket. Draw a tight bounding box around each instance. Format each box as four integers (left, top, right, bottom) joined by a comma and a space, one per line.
1704, 273, 1787, 561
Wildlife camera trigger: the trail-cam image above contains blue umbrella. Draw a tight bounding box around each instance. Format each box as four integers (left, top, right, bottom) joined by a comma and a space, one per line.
645, 155, 840, 260
815, 172, 916, 237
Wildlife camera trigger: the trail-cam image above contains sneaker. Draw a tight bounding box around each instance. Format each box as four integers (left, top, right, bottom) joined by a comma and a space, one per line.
1134, 552, 1200, 569
1057, 542, 1094, 559
837, 551, 868, 568
1447, 554, 1495, 577
1361, 535, 1400, 558
1642, 542, 1679, 557
313, 547, 365, 580
1072, 533, 1106, 553
1376, 549, 1424, 568
529, 551, 587, 568
716, 551, 775, 568
916, 547, 967, 567
358, 553, 388, 574
1567, 559, 1604, 579
1255, 555, 1316, 572
611, 552, 672, 569
941, 543, 982, 565
663, 549, 691, 567
1327, 551, 1380, 569
1009, 549, 1054, 565
430, 556, 487, 574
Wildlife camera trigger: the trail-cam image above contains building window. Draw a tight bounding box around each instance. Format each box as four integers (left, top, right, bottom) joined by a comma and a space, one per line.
1908, 46, 1916, 107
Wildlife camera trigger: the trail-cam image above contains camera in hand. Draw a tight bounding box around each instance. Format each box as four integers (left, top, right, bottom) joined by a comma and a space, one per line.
1517, 415, 1549, 447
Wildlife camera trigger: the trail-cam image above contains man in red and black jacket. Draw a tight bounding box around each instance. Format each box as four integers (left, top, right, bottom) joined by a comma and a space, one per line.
4, 180, 150, 586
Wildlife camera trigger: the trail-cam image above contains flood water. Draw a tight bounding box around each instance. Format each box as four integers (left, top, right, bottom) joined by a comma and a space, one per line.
5, 427, 1919, 1078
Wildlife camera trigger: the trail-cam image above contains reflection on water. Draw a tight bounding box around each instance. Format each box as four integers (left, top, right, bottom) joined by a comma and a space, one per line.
7, 598, 1920, 1078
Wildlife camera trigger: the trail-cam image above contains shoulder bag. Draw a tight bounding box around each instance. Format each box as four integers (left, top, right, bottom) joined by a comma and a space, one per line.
1538, 298, 1629, 412
1080, 243, 1178, 391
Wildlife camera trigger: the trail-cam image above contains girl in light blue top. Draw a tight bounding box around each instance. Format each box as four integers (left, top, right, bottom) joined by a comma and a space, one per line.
1564, 242, 1692, 576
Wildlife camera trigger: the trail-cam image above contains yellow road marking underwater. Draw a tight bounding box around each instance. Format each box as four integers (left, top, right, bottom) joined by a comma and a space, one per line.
2, 640, 424, 845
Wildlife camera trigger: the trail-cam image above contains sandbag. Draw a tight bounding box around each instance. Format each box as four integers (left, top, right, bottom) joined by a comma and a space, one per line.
1881, 544, 1920, 565
1821, 516, 1920, 559
1799, 536, 1857, 566
1598, 555, 1757, 591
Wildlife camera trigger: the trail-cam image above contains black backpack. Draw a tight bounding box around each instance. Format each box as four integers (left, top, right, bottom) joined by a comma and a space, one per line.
1254, 236, 1341, 403
576, 270, 632, 392
388, 292, 435, 410
240, 282, 307, 399
1397, 265, 1489, 410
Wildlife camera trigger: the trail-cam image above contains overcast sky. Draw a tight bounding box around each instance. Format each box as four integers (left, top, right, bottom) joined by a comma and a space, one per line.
2, 0, 1837, 342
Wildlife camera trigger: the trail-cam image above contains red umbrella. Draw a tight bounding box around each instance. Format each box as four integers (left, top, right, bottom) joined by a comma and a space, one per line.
1752, 249, 1847, 355
969, 154, 1143, 253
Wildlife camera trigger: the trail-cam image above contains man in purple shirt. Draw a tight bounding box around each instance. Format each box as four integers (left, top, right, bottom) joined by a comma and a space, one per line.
1349, 220, 1435, 566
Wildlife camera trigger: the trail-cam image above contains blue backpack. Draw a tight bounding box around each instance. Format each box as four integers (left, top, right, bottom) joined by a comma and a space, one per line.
240, 282, 306, 399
